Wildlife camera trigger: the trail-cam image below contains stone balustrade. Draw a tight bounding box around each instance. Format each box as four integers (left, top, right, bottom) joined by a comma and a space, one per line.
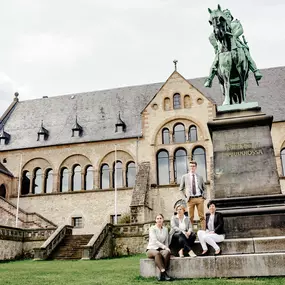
33, 224, 73, 260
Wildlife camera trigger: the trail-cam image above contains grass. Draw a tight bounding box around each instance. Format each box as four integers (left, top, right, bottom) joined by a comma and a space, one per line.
0, 255, 284, 285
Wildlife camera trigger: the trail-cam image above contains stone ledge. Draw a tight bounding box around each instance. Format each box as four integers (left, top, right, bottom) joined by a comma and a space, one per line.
140, 252, 285, 278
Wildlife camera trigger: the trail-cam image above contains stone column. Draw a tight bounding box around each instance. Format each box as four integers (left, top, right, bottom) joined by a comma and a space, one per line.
68, 171, 72, 192
169, 156, 175, 184
81, 172, 85, 190
53, 172, 58, 193
29, 176, 33, 194
41, 172, 46, 194
122, 167, 126, 188
110, 168, 114, 189
94, 169, 99, 190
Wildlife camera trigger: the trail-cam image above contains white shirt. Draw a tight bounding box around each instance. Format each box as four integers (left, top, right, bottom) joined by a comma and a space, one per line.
188, 172, 202, 196
207, 213, 215, 231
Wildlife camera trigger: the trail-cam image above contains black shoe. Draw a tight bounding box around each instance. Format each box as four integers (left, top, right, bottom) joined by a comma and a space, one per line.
157, 272, 165, 281
164, 272, 173, 281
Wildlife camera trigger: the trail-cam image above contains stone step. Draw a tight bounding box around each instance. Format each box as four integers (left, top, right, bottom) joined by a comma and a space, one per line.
50, 234, 93, 260
140, 252, 285, 278
172, 236, 285, 257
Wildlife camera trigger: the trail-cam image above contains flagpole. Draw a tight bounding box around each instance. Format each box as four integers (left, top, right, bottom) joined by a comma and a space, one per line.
114, 144, 118, 225
16, 154, 23, 228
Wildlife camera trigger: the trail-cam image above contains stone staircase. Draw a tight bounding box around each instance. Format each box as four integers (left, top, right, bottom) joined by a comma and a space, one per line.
0, 196, 56, 229
49, 234, 93, 260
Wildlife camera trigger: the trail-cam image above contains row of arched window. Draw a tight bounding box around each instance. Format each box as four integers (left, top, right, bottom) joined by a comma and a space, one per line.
162, 124, 197, 144
164, 93, 192, 111
157, 146, 207, 185
21, 161, 136, 195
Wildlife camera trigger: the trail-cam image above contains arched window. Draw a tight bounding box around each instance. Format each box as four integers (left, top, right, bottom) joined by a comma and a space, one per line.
100, 164, 110, 189
162, 128, 170, 144
281, 148, 285, 176
33, 168, 42, 194
113, 161, 123, 188
173, 123, 186, 143
189, 125, 197, 142
60, 168, 69, 192
192, 147, 207, 181
126, 162, 136, 187
85, 166, 94, 190
164, 97, 171, 111
174, 149, 188, 184
173, 93, 181, 109
0, 184, 6, 198
45, 169, 53, 193
21, 171, 30, 195
157, 150, 170, 185
72, 165, 81, 191
184, 95, 191, 108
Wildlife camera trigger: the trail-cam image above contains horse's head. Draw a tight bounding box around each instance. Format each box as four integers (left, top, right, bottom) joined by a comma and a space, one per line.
208, 5, 231, 44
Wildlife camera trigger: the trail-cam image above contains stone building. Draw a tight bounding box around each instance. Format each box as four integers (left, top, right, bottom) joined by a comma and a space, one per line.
0, 66, 285, 235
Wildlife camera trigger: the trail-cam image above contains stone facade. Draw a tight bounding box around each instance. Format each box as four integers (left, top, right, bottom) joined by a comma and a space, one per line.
0, 69, 284, 238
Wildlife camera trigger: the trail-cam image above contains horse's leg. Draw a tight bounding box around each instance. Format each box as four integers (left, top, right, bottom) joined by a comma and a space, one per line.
221, 52, 231, 105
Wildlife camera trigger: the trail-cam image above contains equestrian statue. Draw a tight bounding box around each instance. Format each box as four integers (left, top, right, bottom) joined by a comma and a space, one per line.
204, 5, 262, 105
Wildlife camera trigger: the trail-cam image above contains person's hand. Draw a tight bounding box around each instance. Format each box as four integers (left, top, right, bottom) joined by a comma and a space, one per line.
208, 231, 215, 234
185, 232, 190, 238
165, 247, 171, 252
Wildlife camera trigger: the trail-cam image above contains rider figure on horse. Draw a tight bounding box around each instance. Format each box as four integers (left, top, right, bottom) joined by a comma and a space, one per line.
204, 9, 262, 87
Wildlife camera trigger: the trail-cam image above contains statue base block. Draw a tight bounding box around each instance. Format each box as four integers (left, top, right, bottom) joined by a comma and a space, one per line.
208, 108, 281, 198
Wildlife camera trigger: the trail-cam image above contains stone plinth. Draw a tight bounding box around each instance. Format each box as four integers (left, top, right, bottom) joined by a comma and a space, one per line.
140, 252, 285, 278
208, 108, 281, 198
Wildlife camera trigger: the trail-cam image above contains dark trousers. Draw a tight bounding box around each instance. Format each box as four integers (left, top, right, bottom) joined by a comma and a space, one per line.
171, 232, 196, 254
147, 249, 170, 271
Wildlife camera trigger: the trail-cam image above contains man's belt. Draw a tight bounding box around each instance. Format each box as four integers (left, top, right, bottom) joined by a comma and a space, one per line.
189, 195, 202, 198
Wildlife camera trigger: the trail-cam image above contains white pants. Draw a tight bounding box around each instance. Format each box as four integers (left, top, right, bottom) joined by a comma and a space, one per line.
197, 230, 225, 251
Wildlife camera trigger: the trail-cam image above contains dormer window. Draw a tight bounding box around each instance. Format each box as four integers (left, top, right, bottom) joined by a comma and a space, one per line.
115, 112, 126, 133
0, 127, 10, 145
37, 121, 49, 141
72, 116, 83, 137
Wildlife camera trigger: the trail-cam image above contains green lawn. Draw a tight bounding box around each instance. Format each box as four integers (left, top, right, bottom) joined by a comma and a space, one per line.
0, 255, 284, 285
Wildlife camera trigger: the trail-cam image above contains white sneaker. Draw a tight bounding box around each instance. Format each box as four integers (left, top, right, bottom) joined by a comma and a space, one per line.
189, 250, 197, 258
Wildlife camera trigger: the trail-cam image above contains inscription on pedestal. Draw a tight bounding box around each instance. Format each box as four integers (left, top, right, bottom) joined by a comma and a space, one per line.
211, 125, 281, 198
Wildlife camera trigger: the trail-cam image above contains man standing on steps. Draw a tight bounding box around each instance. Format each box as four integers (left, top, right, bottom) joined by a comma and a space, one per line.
179, 160, 206, 230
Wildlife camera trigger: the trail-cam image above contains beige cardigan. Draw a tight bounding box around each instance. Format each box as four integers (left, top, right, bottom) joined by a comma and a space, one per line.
146, 225, 169, 250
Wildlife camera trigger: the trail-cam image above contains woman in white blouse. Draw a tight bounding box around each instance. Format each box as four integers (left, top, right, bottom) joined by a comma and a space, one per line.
146, 214, 172, 281
197, 201, 225, 255
169, 204, 197, 258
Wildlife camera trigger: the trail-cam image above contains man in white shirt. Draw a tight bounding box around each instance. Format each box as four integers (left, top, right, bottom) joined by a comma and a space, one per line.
179, 160, 206, 230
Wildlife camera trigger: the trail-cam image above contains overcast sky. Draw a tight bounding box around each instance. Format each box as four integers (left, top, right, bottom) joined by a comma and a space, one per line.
0, 0, 285, 116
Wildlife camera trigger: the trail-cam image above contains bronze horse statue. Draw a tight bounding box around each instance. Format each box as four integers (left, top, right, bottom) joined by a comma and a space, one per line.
208, 5, 249, 105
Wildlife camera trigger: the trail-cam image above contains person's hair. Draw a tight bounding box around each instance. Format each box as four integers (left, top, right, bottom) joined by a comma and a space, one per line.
189, 160, 197, 166
207, 200, 217, 209
175, 204, 186, 212
155, 213, 164, 219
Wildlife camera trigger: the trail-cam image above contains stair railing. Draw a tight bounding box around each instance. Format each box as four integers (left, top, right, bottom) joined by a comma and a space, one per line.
82, 223, 113, 260
33, 224, 73, 260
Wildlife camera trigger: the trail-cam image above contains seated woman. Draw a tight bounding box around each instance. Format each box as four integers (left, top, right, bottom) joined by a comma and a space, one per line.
169, 204, 197, 258
146, 213, 172, 281
197, 201, 225, 255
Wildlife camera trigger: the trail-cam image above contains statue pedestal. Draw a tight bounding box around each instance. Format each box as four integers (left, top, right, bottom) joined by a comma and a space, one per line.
208, 104, 285, 238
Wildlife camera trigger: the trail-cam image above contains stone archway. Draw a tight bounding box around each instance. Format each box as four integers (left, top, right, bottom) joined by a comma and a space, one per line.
0, 184, 6, 198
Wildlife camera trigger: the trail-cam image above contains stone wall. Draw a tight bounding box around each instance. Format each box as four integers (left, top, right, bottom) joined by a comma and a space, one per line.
0, 225, 55, 260
11, 189, 133, 235
0, 239, 23, 260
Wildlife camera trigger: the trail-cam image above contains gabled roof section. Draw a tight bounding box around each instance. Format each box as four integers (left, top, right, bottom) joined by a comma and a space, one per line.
0, 162, 13, 177
0, 66, 284, 151
0, 93, 19, 126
